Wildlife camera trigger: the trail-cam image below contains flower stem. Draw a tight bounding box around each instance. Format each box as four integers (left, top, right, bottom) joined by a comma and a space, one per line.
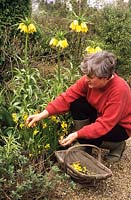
25, 33, 28, 67
57, 49, 61, 83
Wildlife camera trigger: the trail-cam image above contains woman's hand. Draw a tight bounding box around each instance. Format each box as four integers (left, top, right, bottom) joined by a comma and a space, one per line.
59, 132, 78, 147
26, 110, 49, 127
26, 113, 42, 127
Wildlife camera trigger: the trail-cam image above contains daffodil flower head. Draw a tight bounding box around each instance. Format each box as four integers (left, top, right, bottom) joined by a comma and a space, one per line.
12, 113, 18, 123
71, 161, 87, 174
42, 123, 47, 129
44, 143, 50, 149
61, 121, 68, 129
33, 129, 39, 135
23, 113, 28, 121
50, 115, 59, 123
19, 123, 25, 129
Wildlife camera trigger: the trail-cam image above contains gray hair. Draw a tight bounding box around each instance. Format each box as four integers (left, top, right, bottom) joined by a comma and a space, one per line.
80, 51, 117, 78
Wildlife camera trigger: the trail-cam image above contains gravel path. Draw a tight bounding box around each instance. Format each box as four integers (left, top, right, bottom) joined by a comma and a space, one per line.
54, 138, 131, 200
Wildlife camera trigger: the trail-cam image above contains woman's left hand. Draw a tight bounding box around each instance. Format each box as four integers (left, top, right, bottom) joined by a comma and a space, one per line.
59, 132, 78, 147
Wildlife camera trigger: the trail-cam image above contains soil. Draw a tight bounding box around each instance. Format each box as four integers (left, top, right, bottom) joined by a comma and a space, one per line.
53, 138, 131, 200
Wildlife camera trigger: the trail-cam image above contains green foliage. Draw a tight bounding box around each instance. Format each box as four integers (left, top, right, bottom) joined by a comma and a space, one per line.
0, 0, 31, 26
0, 133, 69, 199
0, 0, 31, 68
1, 1, 131, 198
2, 66, 77, 157
94, 5, 131, 77
8, 67, 44, 113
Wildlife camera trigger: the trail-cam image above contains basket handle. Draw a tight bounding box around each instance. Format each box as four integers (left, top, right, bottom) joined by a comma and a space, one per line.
64, 144, 102, 166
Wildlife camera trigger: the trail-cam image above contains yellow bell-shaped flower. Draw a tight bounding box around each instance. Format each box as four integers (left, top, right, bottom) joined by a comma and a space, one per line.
94, 46, 102, 53
69, 20, 79, 31
18, 23, 28, 33
85, 46, 96, 54
49, 38, 59, 47
85, 46, 102, 54
75, 24, 82, 32
18, 22, 36, 34
57, 39, 69, 49
28, 23, 36, 33
81, 22, 88, 33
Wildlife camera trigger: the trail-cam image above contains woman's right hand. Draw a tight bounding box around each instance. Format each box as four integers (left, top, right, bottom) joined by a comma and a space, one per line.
26, 110, 49, 127
26, 113, 42, 127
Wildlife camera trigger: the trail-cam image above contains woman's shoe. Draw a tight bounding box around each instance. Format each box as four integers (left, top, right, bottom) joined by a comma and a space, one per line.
100, 141, 126, 162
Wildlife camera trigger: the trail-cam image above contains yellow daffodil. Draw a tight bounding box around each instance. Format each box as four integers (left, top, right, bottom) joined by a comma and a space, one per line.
50, 115, 59, 123
19, 123, 25, 129
61, 121, 68, 129
57, 39, 69, 49
49, 38, 59, 47
71, 162, 87, 174
23, 114, 28, 121
33, 129, 39, 135
12, 113, 18, 123
44, 143, 50, 149
42, 123, 47, 129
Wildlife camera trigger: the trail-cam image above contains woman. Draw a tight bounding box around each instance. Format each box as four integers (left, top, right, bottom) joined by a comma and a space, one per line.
26, 51, 131, 162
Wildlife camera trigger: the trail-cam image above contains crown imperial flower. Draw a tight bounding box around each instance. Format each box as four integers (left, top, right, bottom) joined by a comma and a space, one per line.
57, 39, 69, 49
69, 20, 88, 33
18, 22, 36, 34
49, 38, 68, 49
49, 38, 59, 46
85, 46, 102, 54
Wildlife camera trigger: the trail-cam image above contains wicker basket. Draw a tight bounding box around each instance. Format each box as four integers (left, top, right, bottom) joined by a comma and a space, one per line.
55, 144, 112, 184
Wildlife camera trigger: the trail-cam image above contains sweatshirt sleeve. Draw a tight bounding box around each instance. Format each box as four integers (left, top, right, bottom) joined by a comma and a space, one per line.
77, 90, 127, 139
45, 76, 88, 115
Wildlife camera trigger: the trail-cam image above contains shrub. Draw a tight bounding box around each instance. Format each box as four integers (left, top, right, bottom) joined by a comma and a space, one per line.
0, 0, 31, 68
94, 4, 131, 77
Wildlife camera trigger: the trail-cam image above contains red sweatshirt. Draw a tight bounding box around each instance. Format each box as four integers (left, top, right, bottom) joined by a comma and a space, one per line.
46, 74, 131, 139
